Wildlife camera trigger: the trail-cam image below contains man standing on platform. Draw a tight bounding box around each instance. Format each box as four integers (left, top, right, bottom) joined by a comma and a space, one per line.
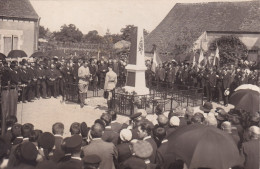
104, 65, 117, 110
78, 60, 91, 108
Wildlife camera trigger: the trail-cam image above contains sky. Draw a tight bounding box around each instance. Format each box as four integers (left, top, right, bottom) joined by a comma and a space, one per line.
30, 0, 253, 35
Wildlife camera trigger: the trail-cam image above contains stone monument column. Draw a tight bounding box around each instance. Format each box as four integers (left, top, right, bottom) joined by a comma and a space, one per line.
124, 26, 149, 95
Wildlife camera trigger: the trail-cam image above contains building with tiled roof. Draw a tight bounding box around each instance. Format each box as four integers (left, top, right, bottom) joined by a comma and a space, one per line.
145, 0, 260, 62
0, 0, 40, 56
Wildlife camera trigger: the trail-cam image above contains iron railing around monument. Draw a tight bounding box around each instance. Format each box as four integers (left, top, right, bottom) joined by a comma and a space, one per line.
112, 83, 204, 116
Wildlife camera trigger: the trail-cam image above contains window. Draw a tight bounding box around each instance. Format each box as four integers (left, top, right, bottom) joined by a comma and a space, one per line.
3, 35, 18, 55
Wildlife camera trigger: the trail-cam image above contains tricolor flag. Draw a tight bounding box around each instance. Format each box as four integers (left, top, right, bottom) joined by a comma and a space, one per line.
198, 49, 204, 67
151, 48, 162, 73
213, 47, 220, 67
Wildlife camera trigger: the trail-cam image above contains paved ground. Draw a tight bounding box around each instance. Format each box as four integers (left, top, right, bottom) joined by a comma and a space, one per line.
17, 96, 234, 137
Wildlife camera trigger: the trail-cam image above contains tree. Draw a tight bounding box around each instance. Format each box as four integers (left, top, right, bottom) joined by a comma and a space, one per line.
53, 24, 83, 43
120, 25, 136, 42
83, 30, 104, 44
209, 35, 248, 66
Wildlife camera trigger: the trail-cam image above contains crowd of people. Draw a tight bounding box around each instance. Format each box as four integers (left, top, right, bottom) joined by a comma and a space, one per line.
145, 61, 259, 106
0, 57, 126, 116
0, 102, 259, 169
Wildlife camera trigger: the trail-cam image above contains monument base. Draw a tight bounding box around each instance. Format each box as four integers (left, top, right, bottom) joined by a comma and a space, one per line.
123, 86, 150, 95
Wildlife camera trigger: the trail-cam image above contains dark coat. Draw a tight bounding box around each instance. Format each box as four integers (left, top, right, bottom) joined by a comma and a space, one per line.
82, 138, 118, 169
144, 137, 157, 164
116, 142, 132, 163
102, 127, 120, 145
222, 73, 231, 89
54, 135, 63, 150
241, 139, 260, 169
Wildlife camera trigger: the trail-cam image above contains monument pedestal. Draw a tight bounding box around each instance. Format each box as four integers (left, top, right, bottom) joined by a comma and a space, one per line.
124, 64, 149, 95
123, 26, 149, 95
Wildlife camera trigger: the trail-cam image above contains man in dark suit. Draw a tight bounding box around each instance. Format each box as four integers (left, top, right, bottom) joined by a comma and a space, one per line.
46, 63, 58, 98
82, 123, 118, 169
137, 122, 157, 164
222, 69, 231, 106
166, 64, 175, 88
206, 68, 216, 102
59, 134, 83, 169
101, 113, 120, 145
52, 122, 64, 150
241, 126, 260, 169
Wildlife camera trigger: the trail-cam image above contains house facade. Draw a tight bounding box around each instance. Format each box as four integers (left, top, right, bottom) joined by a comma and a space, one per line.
0, 0, 40, 56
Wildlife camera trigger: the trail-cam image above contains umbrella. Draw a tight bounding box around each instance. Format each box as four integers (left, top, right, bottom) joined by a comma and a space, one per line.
234, 84, 260, 93
30, 51, 46, 58
230, 89, 259, 114
166, 124, 241, 169
7, 50, 27, 58
0, 53, 6, 60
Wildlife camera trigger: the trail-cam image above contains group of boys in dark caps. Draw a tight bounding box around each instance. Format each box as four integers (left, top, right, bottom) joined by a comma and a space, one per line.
0, 101, 259, 169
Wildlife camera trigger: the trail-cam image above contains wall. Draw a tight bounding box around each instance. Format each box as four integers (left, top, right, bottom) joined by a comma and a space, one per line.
0, 19, 38, 57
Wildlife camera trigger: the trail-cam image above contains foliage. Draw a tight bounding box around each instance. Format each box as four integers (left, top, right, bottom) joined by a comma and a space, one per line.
120, 25, 149, 42
209, 35, 248, 66
53, 24, 83, 43
39, 25, 53, 40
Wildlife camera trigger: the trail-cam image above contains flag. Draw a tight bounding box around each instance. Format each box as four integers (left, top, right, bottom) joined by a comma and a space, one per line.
151, 48, 162, 73
192, 54, 196, 68
213, 47, 220, 66
198, 49, 204, 67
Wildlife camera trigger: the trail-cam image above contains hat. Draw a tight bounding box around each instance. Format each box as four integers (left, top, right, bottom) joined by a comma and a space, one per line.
169, 116, 180, 127
130, 112, 142, 120
70, 122, 81, 135
38, 132, 55, 149
120, 129, 132, 142
224, 89, 230, 96
249, 126, 260, 135
36, 160, 57, 169
80, 122, 89, 138
20, 142, 38, 162
65, 134, 82, 153
216, 108, 228, 121
132, 140, 153, 159
200, 102, 213, 113
94, 119, 106, 128
137, 109, 147, 118
83, 154, 101, 165
157, 114, 168, 126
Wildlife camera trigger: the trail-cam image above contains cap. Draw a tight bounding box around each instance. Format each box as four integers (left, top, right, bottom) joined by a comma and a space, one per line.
157, 114, 168, 126
83, 154, 101, 165
169, 116, 180, 127
130, 112, 142, 120
38, 132, 55, 149
120, 129, 132, 142
21, 142, 38, 162
199, 102, 213, 113
65, 134, 82, 153
133, 140, 153, 159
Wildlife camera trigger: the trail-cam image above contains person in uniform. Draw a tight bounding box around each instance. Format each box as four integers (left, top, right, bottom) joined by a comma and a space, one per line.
98, 60, 108, 89
206, 68, 216, 102
166, 64, 175, 88
222, 69, 231, 106
46, 63, 58, 98
78, 60, 91, 108
89, 59, 98, 90
20, 61, 31, 103
9, 61, 20, 117
104, 65, 117, 110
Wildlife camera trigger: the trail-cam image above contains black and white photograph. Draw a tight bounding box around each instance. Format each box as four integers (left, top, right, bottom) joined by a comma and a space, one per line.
0, 0, 259, 168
